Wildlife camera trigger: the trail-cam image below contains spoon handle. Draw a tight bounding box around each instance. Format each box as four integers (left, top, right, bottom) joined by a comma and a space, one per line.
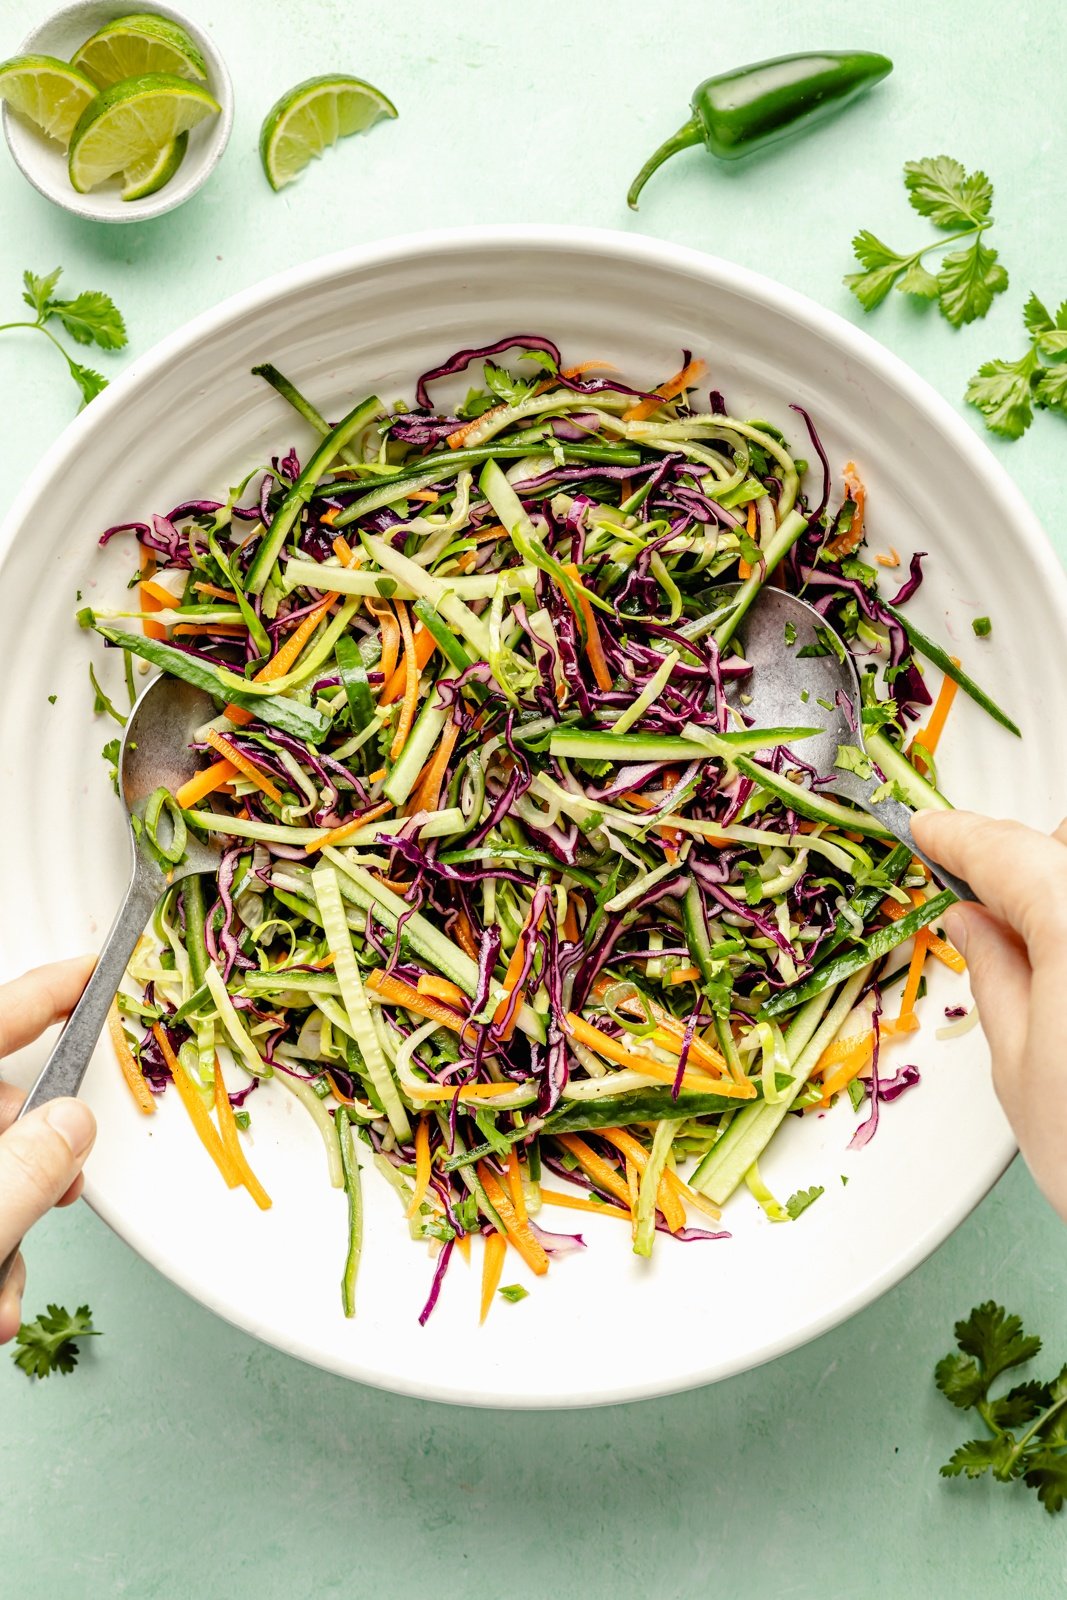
0, 857, 160, 1295
854, 788, 977, 905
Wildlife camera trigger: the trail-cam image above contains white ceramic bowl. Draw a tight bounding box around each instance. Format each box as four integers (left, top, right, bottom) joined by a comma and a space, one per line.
1, 0, 233, 222
2, 228, 1065, 1408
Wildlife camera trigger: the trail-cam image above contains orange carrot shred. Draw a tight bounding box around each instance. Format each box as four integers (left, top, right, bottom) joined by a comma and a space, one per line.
108, 1000, 155, 1115
622, 358, 708, 423
506, 1148, 528, 1226
406, 1115, 432, 1218
824, 462, 866, 558
381, 624, 436, 705
213, 1057, 271, 1209
303, 798, 394, 854
477, 1164, 549, 1276
480, 1230, 508, 1322
539, 1187, 632, 1221
204, 729, 283, 803
175, 758, 238, 810
152, 1025, 239, 1188
389, 600, 420, 761
562, 562, 612, 690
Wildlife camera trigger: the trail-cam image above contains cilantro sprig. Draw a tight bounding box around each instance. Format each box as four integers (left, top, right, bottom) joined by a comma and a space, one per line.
0, 268, 127, 409
965, 291, 1067, 440
936, 1302, 1067, 1513
12, 1303, 99, 1380
845, 156, 1008, 326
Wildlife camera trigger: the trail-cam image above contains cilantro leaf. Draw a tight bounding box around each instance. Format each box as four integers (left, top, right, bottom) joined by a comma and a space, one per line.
903, 156, 993, 228
955, 1301, 1042, 1384
941, 1436, 1017, 1481
12, 1303, 99, 1379
49, 290, 127, 350
964, 350, 1040, 439
987, 1379, 1050, 1431
785, 1185, 824, 1220
1035, 364, 1067, 412
69, 361, 108, 407
896, 260, 940, 299
936, 240, 1008, 326
935, 1350, 989, 1410
834, 744, 872, 780
1023, 291, 1054, 334
21, 266, 64, 318
1024, 1451, 1067, 1514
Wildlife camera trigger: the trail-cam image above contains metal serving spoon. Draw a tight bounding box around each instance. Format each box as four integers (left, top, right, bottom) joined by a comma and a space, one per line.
716, 582, 975, 904
0, 676, 219, 1292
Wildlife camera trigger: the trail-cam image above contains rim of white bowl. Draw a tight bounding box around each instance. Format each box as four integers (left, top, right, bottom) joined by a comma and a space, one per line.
1, 0, 233, 223
1, 226, 1052, 1405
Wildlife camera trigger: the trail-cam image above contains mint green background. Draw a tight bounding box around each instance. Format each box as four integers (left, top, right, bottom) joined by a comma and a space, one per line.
2, 3, 1066, 1595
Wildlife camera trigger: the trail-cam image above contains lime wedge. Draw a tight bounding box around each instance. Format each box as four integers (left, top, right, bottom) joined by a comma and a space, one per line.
68, 73, 219, 193
259, 74, 397, 191
0, 53, 98, 146
71, 12, 207, 88
122, 130, 187, 200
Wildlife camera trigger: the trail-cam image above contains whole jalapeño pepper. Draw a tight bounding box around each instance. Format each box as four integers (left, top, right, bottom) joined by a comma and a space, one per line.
627, 51, 893, 209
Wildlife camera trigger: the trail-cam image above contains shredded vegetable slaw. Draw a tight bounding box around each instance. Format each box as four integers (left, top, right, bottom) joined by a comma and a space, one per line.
81, 335, 1008, 1322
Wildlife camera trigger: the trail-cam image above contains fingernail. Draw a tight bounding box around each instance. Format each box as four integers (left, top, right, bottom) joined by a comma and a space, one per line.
44, 1099, 96, 1159
943, 910, 968, 957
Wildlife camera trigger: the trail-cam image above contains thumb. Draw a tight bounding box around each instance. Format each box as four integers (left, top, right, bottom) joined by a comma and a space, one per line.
0, 1099, 96, 1259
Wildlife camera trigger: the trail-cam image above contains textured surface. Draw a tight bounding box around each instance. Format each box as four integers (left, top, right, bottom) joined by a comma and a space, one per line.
1, 0, 1066, 1592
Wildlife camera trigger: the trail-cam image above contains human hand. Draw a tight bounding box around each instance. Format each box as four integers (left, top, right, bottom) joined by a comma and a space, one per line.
0, 957, 97, 1341
912, 809, 1067, 1223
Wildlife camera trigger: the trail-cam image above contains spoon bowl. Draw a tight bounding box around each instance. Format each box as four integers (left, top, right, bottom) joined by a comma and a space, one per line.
715, 582, 974, 902
0, 673, 220, 1290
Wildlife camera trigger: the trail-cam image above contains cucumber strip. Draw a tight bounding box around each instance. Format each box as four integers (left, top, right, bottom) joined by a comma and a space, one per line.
251, 363, 362, 471
864, 729, 951, 811
412, 599, 475, 675
731, 755, 893, 839
882, 602, 1020, 736
634, 1118, 681, 1257
274, 1068, 344, 1187
336, 1111, 363, 1317
203, 965, 272, 1078
335, 633, 374, 733
712, 507, 809, 650
361, 535, 492, 659
691, 974, 866, 1203
761, 889, 956, 1018
312, 863, 411, 1139
480, 459, 587, 624
549, 726, 819, 762
245, 394, 383, 595
383, 677, 455, 805
281, 558, 537, 602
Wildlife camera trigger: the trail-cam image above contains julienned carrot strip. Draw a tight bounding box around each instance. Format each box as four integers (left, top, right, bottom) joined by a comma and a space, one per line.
560, 360, 619, 379
332, 535, 356, 564
409, 719, 460, 816
561, 894, 580, 944
204, 729, 283, 803
417, 973, 470, 1009
382, 624, 436, 704
814, 1038, 876, 1109
622, 358, 708, 422
368, 598, 400, 688
562, 562, 613, 690
494, 900, 546, 1041
173, 623, 247, 638
366, 968, 470, 1039
452, 909, 481, 962
454, 1232, 472, 1263
213, 1058, 271, 1209
480, 1230, 508, 1322
665, 964, 701, 986
879, 896, 965, 972
825, 461, 866, 558
477, 1164, 550, 1276
223, 588, 341, 727
539, 1187, 631, 1221
910, 668, 959, 764
108, 1001, 155, 1114
151, 1025, 239, 1188
175, 758, 238, 810
303, 799, 394, 854
554, 1134, 631, 1207
139, 548, 168, 642
898, 928, 931, 1025
389, 601, 420, 761
409, 489, 439, 503
738, 503, 756, 581
598, 1127, 685, 1233
594, 980, 728, 1075
406, 1115, 432, 1218
406, 1081, 522, 1101
446, 405, 506, 450
140, 577, 183, 607
506, 1148, 528, 1226
564, 1012, 757, 1099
